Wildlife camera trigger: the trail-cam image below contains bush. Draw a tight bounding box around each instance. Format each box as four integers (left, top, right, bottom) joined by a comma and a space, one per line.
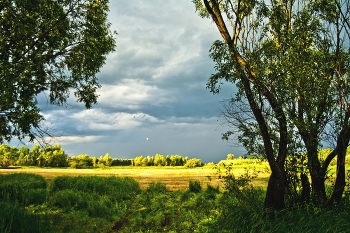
68, 154, 93, 168
189, 180, 202, 193
204, 184, 220, 200
147, 182, 167, 193
227, 153, 235, 160
98, 153, 113, 167
216, 164, 264, 205
217, 158, 266, 166
184, 158, 204, 168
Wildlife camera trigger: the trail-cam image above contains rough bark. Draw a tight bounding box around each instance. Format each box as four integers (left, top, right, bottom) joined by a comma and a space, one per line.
265, 171, 286, 211
329, 125, 350, 203
299, 131, 327, 205
307, 144, 327, 205
331, 149, 346, 203
300, 173, 310, 203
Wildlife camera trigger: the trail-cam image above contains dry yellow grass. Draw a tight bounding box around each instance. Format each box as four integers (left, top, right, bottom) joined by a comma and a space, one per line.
0, 165, 270, 191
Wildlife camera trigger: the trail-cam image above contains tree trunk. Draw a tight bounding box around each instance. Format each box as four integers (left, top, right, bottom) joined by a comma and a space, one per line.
310, 172, 327, 205
309, 148, 327, 205
300, 173, 310, 203
303, 136, 328, 205
329, 130, 349, 203
265, 171, 286, 211
330, 151, 346, 203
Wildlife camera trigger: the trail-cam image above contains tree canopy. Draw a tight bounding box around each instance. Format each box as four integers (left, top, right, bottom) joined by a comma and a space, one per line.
194, 0, 350, 209
0, 0, 116, 143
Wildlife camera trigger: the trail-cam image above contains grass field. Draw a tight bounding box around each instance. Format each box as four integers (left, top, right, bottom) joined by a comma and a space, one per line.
2, 164, 350, 233
0, 164, 271, 190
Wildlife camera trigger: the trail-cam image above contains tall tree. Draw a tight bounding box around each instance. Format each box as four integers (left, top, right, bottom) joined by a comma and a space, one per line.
194, 0, 350, 209
0, 0, 116, 143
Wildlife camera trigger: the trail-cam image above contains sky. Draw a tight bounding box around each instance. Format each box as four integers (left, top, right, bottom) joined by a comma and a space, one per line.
15, 0, 246, 163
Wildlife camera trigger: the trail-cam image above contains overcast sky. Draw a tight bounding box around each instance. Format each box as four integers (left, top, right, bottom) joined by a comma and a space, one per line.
19, 1, 246, 163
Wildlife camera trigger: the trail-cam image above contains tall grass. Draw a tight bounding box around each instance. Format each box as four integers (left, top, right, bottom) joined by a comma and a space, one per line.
207, 197, 350, 233
49, 175, 140, 202
0, 202, 51, 233
48, 175, 141, 220
43, 175, 140, 233
0, 173, 50, 233
0, 173, 47, 205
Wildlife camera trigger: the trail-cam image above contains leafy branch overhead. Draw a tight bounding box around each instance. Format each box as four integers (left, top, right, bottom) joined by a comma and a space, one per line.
0, 0, 116, 142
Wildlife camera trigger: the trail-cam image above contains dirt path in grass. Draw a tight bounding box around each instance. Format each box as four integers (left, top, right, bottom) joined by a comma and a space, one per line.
0, 166, 269, 190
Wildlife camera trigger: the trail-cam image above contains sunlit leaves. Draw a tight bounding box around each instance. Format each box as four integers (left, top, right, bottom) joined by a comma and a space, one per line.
207, 40, 237, 94
0, 0, 116, 142
192, 0, 210, 18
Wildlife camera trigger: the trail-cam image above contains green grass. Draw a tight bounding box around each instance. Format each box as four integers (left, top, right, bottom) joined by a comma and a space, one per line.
0, 173, 47, 205
0, 173, 51, 233
49, 175, 140, 201
0, 202, 52, 233
1, 169, 350, 232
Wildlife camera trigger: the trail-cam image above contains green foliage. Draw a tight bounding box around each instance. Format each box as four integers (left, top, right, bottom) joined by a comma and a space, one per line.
194, 0, 350, 207
189, 180, 202, 193
318, 148, 337, 166
284, 152, 309, 206
0, 0, 116, 142
132, 154, 189, 166
121, 185, 221, 232
226, 153, 235, 160
0, 144, 205, 168
98, 153, 113, 167
218, 157, 267, 166
146, 182, 167, 193
0, 145, 22, 167
68, 154, 92, 168
247, 154, 259, 159
343, 170, 350, 202
46, 175, 141, 225
192, 0, 210, 18
48, 189, 88, 211
0, 144, 68, 167
133, 155, 145, 166
184, 158, 204, 168
112, 158, 132, 166
49, 175, 141, 203
48, 190, 116, 218
211, 199, 350, 233
37, 144, 68, 167
169, 155, 185, 166
0, 202, 51, 233
2, 171, 350, 232
154, 153, 167, 166
216, 163, 262, 203
0, 173, 47, 206
204, 184, 221, 200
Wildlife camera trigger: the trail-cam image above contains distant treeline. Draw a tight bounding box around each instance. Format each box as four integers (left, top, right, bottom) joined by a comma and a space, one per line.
132, 154, 203, 167
0, 144, 203, 168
